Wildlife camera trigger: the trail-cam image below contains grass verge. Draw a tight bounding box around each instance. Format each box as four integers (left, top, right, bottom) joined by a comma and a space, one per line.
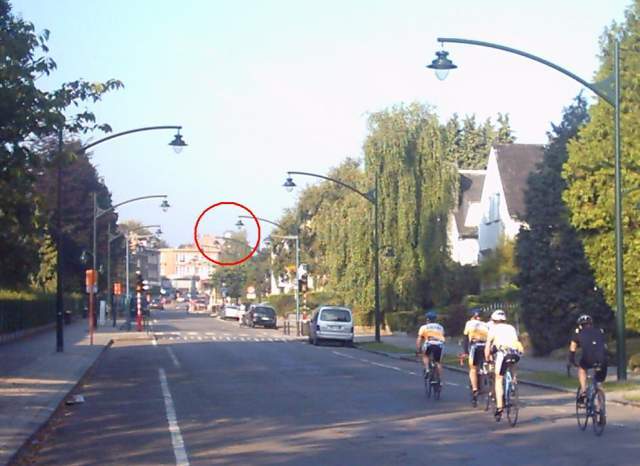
519, 370, 576, 390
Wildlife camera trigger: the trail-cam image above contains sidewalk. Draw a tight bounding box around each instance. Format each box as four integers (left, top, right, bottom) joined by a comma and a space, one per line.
356, 332, 640, 407
0, 317, 152, 466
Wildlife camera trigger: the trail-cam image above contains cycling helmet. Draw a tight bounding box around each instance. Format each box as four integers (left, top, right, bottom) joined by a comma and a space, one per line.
490, 309, 506, 321
425, 310, 437, 321
576, 314, 593, 326
470, 308, 482, 318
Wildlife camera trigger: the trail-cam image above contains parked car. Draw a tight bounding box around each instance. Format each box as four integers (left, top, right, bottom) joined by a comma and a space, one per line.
242, 304, 277, 329
149, 297, 164, 310
220, 305, 242, 320
308, 306, 354, 346
175, 301, 189, 311
194, 295, 208, 311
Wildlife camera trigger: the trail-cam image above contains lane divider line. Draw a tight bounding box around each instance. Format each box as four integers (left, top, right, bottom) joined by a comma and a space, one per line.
167, 347, 180, 369
158, 368, 190, 466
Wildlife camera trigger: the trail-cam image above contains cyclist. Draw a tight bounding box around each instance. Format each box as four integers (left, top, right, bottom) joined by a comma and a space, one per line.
462, 308, 489, 405
484, 309, 523, 421
569, 314, 608, 403
416, 310, 446, 383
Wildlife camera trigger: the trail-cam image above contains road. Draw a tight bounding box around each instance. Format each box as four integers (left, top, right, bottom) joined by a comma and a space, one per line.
13, 307, 640, 466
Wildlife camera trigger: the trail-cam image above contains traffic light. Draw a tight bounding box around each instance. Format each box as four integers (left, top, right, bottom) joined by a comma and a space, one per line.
135, 272, 144, 293
298, 273, 308, 292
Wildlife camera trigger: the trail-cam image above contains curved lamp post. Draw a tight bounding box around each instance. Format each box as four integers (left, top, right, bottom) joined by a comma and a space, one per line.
55, 125, 186, 351
237, 215, 302, 335
284, 170, 382, 343
91, 194, 169, 339
428, 37, 624, 379
108, 224, 161, 328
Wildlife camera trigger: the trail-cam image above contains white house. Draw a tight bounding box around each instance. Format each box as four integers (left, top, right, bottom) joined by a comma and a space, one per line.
448, 144, 545, 265
448, 169, 485, 266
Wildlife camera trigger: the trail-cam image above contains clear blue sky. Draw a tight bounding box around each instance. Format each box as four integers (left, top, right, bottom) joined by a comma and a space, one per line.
12, 0, 630, 247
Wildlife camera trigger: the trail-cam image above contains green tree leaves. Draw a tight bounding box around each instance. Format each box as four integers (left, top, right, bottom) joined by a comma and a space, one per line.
563, 1, 640, 331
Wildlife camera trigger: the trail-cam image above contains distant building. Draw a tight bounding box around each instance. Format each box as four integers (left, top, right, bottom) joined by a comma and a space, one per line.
160, 234, 223, 293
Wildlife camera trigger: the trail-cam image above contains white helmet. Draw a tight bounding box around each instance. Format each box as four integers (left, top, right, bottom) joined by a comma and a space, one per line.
491, 309, 506, 321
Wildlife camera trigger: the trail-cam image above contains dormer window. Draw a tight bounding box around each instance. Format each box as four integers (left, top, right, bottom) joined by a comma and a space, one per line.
488, 193, 501, 223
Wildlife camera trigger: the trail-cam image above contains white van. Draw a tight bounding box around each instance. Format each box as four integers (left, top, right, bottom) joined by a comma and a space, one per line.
308, 306, 354, 346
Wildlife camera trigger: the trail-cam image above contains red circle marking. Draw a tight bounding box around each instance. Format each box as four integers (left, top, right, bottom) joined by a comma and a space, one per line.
193, 202, 261, 267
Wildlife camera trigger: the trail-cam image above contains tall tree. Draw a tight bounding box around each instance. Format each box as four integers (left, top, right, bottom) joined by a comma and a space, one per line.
563, 1, 640, 331
0, 0, 121, 288
518, 95, 613, 355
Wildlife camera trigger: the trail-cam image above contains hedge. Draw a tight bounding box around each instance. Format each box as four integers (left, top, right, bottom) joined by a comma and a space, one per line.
0, 290, 84, 334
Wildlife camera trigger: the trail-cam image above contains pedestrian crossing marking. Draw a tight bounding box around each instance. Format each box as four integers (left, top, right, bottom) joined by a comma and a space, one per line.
154, 331, 295, 344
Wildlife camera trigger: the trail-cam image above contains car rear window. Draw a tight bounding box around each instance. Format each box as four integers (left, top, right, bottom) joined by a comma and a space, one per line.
320, 309, 351, 322
255, 307, 275, 317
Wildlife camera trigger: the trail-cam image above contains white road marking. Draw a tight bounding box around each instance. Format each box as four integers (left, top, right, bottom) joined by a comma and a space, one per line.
370, 361, 402, 371
152, 339, 158, 346
211, 336, 217, 341
197, 337, 203, 341
254, 338, 260, 342
205, 332, 215, 336
408, 371, 418, 375
158, 368, 190, 466
187, 332, 198, 335
444, 382, 460, 387
167, 347, 180, 368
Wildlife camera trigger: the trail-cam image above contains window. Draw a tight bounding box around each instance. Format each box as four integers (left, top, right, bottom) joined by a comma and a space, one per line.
320, 308, 351, 322
488, 193, 501, 223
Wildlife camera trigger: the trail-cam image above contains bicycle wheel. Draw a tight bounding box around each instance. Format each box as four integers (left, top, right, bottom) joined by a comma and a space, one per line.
592, 389, 606, 436
485, 374, 495, 412
433, 372, 441, 401
576, 387, 588, 431
506, 372, 519, 427
424, 370, 431, 398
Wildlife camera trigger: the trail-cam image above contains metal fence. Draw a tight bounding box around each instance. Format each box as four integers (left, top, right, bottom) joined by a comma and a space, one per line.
0, 295, 84, 335
480, 301, 522, 333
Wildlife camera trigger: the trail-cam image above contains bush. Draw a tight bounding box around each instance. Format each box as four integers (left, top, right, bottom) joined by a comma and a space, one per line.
263, 290, 341, 318
629, 353, 640, 373
385, 311, 420, 332
439, 303, 467, 337
0, 289, 84, 334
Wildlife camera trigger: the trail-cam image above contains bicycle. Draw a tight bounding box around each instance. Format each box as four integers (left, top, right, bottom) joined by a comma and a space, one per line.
503, 357, 519, 427
462, 345, 489, 408
424, 356, 442, 400
486, 352, 519, 427
484, 361, 496, 412
576, 365, 606, 436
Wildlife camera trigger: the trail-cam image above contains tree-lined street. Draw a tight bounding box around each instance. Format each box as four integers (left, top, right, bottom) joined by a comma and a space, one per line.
8, 308, 640, 466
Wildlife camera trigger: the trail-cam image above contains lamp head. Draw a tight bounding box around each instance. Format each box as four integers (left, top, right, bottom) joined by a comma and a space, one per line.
235, 219, 245, 229
160, 199, 170, 212
169, 131, 187, 154
283, 176, 296, 193
427, 50, 457, 80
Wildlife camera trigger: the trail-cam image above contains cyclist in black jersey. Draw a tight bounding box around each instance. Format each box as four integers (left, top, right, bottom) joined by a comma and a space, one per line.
569, 314, 608, 401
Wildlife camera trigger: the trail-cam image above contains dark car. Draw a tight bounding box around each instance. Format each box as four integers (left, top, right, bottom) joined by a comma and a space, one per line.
149, 297, 164, 310
245, 305, 277, 329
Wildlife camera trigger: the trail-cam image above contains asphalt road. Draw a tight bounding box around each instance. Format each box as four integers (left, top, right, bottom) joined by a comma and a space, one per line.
13, 307, 640, 466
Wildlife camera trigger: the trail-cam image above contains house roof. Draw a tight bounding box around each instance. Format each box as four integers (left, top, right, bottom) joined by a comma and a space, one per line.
494, 144, 545, 220
455, 170, 485, 238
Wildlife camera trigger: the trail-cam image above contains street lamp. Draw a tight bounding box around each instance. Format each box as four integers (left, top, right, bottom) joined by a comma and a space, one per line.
429, 36, 624, 379
238, 214, 302, 335
54, 125, 186, 352
108, 224, 161, 328
284, 170, 383, 343
91, 194, 169, 341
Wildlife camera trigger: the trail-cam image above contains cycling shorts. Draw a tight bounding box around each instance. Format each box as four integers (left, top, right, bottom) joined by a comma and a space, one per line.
579, 359, 608, 383
422, 341, 443, 363
469, 342, 486, 367
495, 348, 521, 376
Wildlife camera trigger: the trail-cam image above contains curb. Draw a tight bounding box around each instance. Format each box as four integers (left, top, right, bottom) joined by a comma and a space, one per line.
8, 338, 115, 465
354, 345, 640, 408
